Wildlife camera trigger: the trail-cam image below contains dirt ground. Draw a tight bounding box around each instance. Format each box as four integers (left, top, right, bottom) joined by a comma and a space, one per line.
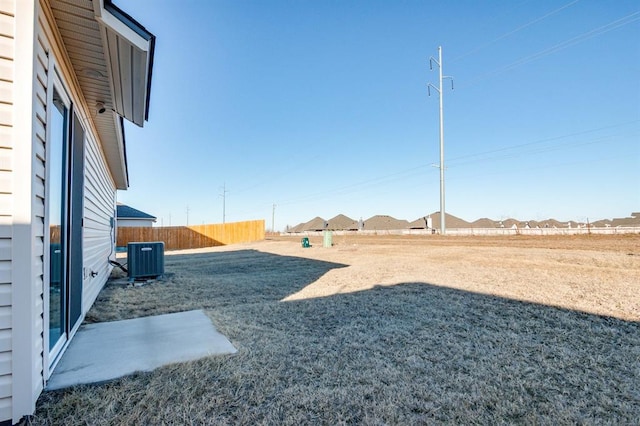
32, 233, 640, 425
263, 234, 640, 321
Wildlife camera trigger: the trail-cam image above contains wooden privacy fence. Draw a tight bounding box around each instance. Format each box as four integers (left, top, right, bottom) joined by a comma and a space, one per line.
117, 220, 265, 251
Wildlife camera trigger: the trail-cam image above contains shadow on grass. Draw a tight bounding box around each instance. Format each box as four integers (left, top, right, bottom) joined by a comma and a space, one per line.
85, 249, 349, 322
38, 249, 639, 425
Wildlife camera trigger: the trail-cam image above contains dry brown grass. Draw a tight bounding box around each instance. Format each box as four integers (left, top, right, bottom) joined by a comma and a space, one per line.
31, 235, 640, 425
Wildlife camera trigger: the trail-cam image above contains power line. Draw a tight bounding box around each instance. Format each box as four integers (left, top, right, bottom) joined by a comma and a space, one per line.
230, 147, 630, 223
231, 122, 637, 213
451, 0, 581, 63
220, 118, 638, 218
223, 13, 638, 217
233, 154, 324, 195
460, 11, 640, 89
447, 132, 637, 169
446, 152, 629, 183
446, 120, 640, 164
276, 165, 429, 207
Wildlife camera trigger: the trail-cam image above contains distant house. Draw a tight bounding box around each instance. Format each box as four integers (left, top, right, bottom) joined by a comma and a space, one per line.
470, 218, 497, 228
117, 204, 157, 228
4, 1, 155, 424
593, 213, 640, 228
363, 215, 409, 231
408, 217, 433, 229
326, 214, 359, 231
300, 217, 328, 232
422, 212, 470, 230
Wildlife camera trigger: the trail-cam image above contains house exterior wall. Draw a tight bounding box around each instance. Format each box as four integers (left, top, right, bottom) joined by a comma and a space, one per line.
82, 130, 116, 312
0, 2, 16, 422
117, 218, 155, 228
5, 1, 119, 423
12, 1, 43, 423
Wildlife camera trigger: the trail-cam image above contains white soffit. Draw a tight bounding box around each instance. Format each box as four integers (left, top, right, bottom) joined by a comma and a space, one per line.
49, 0, 128, 189
93, 0, 155, 127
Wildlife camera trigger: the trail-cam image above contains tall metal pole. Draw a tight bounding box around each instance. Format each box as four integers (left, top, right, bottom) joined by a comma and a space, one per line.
219, 183, 229, 224
272, 203, 276, 233
428, 46, 453, 235
438, 46, 445, 235
221, 183, 227, 224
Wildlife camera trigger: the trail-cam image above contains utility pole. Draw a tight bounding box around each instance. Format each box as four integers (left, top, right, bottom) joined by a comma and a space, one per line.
272, 203, 276, 233
220, 183, 229, 224
428, 46, 453, 235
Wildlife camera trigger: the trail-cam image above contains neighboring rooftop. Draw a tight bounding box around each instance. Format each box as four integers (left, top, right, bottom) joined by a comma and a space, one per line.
116, 204, 157, 221
287, 212, 640, 232
593, 215, 640, 228
363, 215, 409, 231
423, 212, 471, 230
471, 218, 497, 228
326, 214, 359, 231
297, 217, 327, 232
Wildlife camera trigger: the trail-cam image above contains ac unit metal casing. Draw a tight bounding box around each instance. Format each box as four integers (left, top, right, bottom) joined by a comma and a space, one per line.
127, 242, 164, 281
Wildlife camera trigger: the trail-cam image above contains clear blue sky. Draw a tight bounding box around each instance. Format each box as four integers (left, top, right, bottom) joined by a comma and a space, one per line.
117, 0, 640, 229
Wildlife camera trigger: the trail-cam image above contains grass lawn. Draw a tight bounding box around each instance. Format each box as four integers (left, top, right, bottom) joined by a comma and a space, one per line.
32, 235, 640, 425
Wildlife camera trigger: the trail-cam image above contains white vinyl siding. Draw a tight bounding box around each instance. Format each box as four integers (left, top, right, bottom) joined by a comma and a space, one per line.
117, 218, 154, 228
0, 2, 13, 422
32, 18, 48, 396
83, 130, 116, 311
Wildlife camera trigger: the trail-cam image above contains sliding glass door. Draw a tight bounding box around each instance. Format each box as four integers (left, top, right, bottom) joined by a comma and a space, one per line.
47, 76, 84, 369
49, 86, 69, 357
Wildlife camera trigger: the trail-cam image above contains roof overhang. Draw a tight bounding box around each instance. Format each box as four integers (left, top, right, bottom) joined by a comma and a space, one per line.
48, 0, 154, 189
93, 0, 155, 127
116, 216, 158, 223
117, 217, 157, 222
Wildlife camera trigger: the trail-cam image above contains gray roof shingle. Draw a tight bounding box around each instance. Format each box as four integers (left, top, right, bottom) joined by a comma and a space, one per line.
116, 204, 156, 220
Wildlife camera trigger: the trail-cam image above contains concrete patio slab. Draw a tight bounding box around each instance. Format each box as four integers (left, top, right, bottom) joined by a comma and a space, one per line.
47, 309, 237, 390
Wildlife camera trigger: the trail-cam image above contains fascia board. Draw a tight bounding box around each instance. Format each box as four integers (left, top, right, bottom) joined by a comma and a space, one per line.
96, 10, 150, 53
93, 0, 150, 52
112, 112, 129, 189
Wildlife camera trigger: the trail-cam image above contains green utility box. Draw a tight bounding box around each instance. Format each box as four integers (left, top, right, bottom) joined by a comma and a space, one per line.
301, 237, 310, 248
323, 231, 333, 248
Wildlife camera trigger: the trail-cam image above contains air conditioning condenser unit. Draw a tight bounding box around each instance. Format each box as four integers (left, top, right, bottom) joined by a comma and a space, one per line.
127, 242, 164, 281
